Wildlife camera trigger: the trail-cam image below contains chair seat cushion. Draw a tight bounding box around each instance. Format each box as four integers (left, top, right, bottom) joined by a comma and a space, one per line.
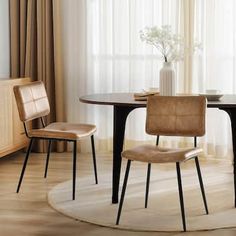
122, 145, 203, 163
28, 122, 96, 140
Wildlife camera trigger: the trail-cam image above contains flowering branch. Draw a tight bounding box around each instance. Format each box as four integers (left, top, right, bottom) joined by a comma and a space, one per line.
140, 25, 200, 63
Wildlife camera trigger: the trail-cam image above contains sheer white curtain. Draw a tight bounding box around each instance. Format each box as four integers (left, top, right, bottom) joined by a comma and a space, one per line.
61, 0, 183, 151
87, 0, 185, 149
61, 0, 234, 160
192, 0, 234, 160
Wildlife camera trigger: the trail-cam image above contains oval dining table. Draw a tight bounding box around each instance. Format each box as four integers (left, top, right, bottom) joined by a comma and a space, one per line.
80, 93, 236, 206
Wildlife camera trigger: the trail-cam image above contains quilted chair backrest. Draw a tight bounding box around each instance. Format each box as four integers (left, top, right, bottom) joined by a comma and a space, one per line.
146, 96, 206, 137
13, 81, 50, 122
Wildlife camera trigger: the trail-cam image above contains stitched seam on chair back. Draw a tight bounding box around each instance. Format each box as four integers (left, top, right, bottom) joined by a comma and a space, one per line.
14, 81, 50, 122
146, 96, 206, 137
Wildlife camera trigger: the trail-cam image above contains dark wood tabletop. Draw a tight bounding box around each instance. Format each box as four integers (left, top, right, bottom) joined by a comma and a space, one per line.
80, 93, 236, 108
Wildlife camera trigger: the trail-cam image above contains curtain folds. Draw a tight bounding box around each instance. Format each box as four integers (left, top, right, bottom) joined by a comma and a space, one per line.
9, 0, 65, 152
61, 0, 233, 160
180, 0, 195, 93
192, 0, 235, 160
61, 0, 195, 152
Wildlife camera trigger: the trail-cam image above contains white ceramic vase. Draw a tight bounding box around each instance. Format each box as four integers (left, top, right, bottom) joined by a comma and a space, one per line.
159, 62, 176, 96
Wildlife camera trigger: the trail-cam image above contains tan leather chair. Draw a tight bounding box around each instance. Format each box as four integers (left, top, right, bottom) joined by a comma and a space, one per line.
116, 96, 208, 231
14, 81, 98, 200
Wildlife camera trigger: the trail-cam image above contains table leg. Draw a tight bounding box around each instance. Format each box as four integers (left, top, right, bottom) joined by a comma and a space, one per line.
112, 106, 136, 204
220, 108, 236, 207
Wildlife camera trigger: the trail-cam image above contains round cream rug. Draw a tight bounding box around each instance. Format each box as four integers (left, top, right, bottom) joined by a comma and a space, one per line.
48, 161, 236, 232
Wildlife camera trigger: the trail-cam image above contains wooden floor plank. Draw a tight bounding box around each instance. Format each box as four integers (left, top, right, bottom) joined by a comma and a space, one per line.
0, 151, 236, 235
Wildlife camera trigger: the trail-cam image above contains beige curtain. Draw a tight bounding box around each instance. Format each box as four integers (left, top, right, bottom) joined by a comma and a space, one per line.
9, 0, 65, 152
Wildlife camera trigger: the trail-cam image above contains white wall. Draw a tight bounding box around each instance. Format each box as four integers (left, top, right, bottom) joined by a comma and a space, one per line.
0, 0, 10, 78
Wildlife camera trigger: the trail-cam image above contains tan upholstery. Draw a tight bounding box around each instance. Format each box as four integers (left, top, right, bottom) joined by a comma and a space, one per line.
122, 145, 203, 163
29, 122, 96, 140
118, 96, 208, 231
122, 96, 206, 163
14, 81, 98, 200
14, 81, 96, 141
14, 81, 50, 122
146, 96, 206, 137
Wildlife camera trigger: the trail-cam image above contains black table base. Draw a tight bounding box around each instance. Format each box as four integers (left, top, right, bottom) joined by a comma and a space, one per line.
112, 106, 136, 203
220, 108, 236, 207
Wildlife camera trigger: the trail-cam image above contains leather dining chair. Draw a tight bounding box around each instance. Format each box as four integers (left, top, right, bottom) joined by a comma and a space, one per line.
116, 96, 208, 231
13, 81, 98, 200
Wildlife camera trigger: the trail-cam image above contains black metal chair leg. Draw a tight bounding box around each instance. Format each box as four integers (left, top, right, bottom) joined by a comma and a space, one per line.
116, 160, 131, 225
16, 138, 34, 193
176, 162, 186, 232
156, 135, 159, 145
195, 157, 209, 214
91, 135, 98, 184
72, 141, 77, 200
145, 163, 151, 208
44, 140, 52, 178
194, 137, 208, 214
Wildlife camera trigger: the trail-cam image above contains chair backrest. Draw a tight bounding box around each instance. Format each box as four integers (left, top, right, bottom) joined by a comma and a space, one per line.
13, 81, 50, 122
146, 96, 206, 137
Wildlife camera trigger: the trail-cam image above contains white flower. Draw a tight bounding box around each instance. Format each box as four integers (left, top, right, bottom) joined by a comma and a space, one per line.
140, 25, 200, 63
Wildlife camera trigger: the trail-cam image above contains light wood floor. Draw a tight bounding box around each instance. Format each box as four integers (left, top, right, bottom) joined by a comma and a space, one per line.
0, 151, 236, 236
